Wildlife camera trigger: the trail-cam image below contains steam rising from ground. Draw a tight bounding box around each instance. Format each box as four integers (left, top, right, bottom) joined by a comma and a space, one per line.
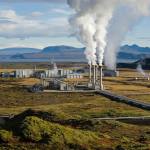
67, 0, 150, 69
137, 64, 146, 77
105, 0, 150, 69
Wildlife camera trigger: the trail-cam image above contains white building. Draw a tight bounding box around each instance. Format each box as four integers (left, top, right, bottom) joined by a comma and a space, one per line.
45, 70, 58, 78
15, 69, 34, 78
66, 73, 83, 79
58, 69, 73, 77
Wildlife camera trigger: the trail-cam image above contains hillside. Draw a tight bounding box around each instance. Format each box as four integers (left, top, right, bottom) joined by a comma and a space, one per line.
11, 45, 85, 61
118, 58, 150, 69
0, 44, 149, 62
0, 47, 41, 55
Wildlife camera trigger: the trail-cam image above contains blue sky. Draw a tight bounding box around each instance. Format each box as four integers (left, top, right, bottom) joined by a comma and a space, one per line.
0, 0, 149, 49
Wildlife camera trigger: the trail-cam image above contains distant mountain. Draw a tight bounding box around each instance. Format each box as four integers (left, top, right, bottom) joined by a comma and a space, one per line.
11, 45, 85, 61
43, 45, 84, 53
0, 44, 149, 62
0, 47, 41, 55
120, 44, 150, 54
117, 58, 150, 69
117, 45, 150, 61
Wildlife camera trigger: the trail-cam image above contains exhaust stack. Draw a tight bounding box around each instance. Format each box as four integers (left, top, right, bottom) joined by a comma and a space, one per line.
99, 65, 103, 90
95, 65, 98, 82
89, 63, 92, 83
93, 65, 96, 86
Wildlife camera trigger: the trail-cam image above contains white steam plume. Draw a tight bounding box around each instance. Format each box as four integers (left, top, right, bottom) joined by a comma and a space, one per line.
70, 14, 97, 65
137, 64, 146, 77
67, 0, 150, 69
105, 0, 150, 70
67, 0, 97, 65
67, 0, 118, 66
94, 0, 118, 66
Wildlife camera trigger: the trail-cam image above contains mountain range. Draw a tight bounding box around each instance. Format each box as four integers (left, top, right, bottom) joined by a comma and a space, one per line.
0, 44, 149, 62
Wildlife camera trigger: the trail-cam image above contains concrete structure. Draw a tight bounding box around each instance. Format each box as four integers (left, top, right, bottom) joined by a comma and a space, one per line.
58, 69, 73, 77
42, 79, 75, 91
45, 70, 58, 78
15, 69, 34, 78
103, 70, 119, 77
66, 73, 83, 79
34, 71, 45, 79
99, 66, 103, 90
1, 72, 15, 78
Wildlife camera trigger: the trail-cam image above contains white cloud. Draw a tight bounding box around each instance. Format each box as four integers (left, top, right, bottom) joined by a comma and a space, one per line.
0, 9, 71, 39
50, 8, 71, 15
0, 0, 66, 3
31, 11, 44, 17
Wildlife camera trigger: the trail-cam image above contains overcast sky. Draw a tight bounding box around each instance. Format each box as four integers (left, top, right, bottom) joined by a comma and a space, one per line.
0, 0, 149, 49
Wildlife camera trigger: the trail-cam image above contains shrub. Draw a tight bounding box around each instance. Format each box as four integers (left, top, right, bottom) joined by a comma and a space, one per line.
20, 116, 101, 149
100, 109, 120, 117
115, 145, 125, 150
0, 130, 13, 143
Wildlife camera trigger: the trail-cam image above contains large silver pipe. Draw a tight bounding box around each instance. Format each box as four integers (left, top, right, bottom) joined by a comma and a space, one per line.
99, 65, 103, 90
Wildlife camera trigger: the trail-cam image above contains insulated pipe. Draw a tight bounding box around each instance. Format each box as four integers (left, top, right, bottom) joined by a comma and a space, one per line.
99, 65, 103, 90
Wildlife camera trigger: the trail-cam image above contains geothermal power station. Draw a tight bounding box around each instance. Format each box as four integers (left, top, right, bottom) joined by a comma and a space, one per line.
0, 62, 120, 92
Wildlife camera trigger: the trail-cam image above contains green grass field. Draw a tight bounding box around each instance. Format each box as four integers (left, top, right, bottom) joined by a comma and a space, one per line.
104, 69, 150, 104
0, 68, 149, 149
0, 78, 149, 118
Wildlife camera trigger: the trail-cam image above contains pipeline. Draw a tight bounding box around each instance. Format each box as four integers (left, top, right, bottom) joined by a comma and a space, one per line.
96, 90, 150, 111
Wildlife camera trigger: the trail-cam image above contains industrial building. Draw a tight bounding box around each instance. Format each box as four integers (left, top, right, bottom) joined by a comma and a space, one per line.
0, 72, 15, 78
41, 78, 75, 91
39, 64, 104, 91
15, 69, 34, 78
66, 73, 83, 79
103, 70, 119, 77
0, 60, 120, 92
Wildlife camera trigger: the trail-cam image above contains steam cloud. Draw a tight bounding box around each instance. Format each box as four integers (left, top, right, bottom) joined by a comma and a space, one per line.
67, 0, 150, 69
105, 0, 150, 69
136, 64, 146, 77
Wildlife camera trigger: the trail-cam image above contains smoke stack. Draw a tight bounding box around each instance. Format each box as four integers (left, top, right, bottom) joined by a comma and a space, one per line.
93, 65, 96, 87
89, 64, 92, 83
99, 65, 103, 90
95, 65, 98, 82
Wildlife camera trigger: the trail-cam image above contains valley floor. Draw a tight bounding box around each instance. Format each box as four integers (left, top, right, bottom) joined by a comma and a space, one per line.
0, 68, 149, 149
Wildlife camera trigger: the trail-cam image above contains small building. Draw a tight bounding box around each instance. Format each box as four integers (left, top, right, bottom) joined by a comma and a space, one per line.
60, 82, 75, 91
42, 79, 75, 91
45, 70, 58, 78
103, 70, 119, 77
1, 72, 15, 78
34, 71, 46, 79
57, 69, 73, 77
66, 73, 83, 79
